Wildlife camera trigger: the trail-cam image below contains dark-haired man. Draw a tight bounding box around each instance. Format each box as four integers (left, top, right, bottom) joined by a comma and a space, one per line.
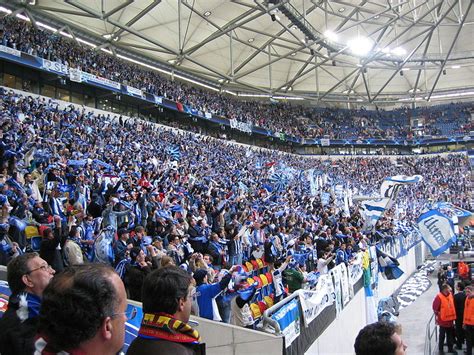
0, 252, 55, 355
354, 321, 407, 355
35, 264, 128, 354
127, 266, 204, 355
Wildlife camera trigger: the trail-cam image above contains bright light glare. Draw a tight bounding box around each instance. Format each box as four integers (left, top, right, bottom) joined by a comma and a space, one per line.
348, 37, 373, 56
37, 21, 57, 32
391, 47, 407, 56
0, 6, 12, 14
16, 14, 30, 21
324, 30, 338, 42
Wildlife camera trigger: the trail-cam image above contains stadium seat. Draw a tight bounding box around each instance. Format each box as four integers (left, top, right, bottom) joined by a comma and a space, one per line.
250, 260, 259, 271
25, 226, 40, 239
264, 295, 274, 308
260, 274, 268, 286
246, 277, 255, 285
253, 276, 263, 289
245, 261, 254, 273
257, 300, 267, 314
256, 258, 264, 269
250, 303, 262, 320
30, 236, 42, 252
265, 272, 273, 284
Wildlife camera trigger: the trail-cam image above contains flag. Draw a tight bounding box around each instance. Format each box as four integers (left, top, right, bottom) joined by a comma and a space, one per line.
376, 248, 404, 280
359, 198, 390, 232
380, 175, 423, 208
417, 209, 456, 257
166, 146, 181, 161
432, 202, 473, 219
94, 227, 115, 265
269, 173, 287, 191
5, 178, 25, 194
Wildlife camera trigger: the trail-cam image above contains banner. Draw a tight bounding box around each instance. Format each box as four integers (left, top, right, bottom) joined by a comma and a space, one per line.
348, 253, 363, 285
126, 86, 143, 98
298, 274, 335, 326
81, 71, 121, 90
229, 118, 252, 133
69, 68, 82, 83
154, 95, 163, 104
42, 59, 69, 75
417, 209, 456, 257
330, 266, 343, 315
271, 298, 301, 348
320, 138, 330, 146
0, 45, 21, 57
339, 263, 351, 306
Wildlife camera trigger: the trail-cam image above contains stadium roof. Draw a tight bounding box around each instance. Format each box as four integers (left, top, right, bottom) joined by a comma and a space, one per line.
3, 0, 474, 104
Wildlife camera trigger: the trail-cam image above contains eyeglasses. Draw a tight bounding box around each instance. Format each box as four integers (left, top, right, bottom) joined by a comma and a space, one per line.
111, 307, 137, 321
25, 264, 53, 275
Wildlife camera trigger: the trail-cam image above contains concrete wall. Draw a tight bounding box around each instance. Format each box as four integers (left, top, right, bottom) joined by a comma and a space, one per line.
378, 242, 426, 299
305, 286, 366, 355
191, 315, 283, 355
304, 243, 424, 355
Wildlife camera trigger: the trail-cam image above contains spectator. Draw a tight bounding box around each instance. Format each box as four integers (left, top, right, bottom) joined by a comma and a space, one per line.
127, 266, 204, 355
125, 247, 156, 302
354, 321, 407, 355
0, 252, 55, 355
114, 228, 132, 266
454, 281, 467, 350
231, 283, 258, 329
433, 283, 457, 354
464, 285, 474, 355
283, 261, 306, 294
193, 266, 236, 321
35, 264, 129, 354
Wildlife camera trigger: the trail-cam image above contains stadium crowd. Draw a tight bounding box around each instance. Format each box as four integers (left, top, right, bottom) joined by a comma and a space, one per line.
0, 15, 473, 140
0, 85, 470, 312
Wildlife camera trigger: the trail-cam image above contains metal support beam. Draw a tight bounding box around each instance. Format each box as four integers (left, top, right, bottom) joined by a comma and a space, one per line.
427, 0, 471, 100
370, 8, 449, 102
412, 30, 434, 97
182, 7, 261, 56
102, 0, 134, 20
361, 70, 371, 102
64, 0, 177, 55
110, 0, 161, 40
318, 68, 360, 100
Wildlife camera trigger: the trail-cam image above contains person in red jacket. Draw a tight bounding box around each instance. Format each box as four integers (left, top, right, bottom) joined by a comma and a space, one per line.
464, 285, 474, 355
433, 283, 457, 354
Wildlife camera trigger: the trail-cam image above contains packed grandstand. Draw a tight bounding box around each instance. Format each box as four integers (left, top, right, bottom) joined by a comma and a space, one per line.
0, 2, 472, 355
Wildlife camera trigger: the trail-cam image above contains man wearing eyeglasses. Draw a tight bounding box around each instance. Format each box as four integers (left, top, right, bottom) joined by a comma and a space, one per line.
34, 264, 129, 355
0, 252, 55, 355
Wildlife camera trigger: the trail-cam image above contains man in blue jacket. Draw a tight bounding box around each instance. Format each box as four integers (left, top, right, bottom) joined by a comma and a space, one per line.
193, 266, 237, 321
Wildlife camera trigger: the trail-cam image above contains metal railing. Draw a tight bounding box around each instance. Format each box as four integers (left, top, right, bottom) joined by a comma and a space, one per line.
424, 312, 438, 355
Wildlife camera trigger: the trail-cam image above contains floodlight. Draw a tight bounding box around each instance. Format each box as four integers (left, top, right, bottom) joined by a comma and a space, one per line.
348, 37, 373, 56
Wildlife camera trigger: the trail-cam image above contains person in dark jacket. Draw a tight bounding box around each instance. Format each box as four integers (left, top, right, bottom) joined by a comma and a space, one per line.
454, 281, 467, 349
39, 215, 65, 273
124, 247, 156, 302
127, 266, 204, 355
0, 252, 55, 355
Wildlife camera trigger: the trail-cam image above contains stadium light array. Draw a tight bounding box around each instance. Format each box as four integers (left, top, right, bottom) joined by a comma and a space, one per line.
324, 30, 338, 42
347, 36, 374, 56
